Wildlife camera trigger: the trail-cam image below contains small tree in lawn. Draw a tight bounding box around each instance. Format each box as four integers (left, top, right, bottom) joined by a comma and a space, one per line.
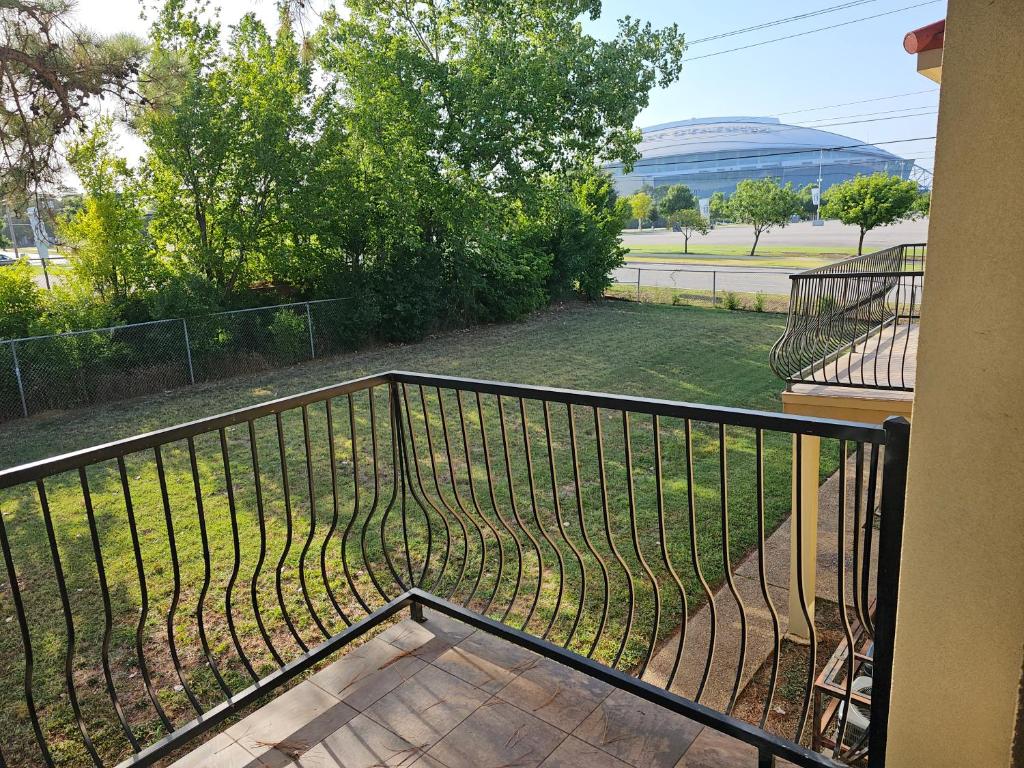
728, 177, 802, 256
820, 172, 924, 254
629, 192, 653, 230
667, 208, 708, 254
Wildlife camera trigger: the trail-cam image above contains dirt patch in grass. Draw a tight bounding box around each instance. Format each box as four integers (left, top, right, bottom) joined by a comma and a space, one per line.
733, 599, 846, 748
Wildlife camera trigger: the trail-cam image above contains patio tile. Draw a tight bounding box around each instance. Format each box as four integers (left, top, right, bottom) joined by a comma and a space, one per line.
539, 735, 634, 768
674, 727, 756, 767
309, 636, 427, 710
425, 697, 566, 768
496, 656, 613, 731
226, 681, 358, 758
364, 664, 489, 747
295, 713, 428, 768
433, 630, 540, 693
573, 689, 704, 768
377, 610, 476, 662
406, 756, 451, 768
169, 732, 261, 768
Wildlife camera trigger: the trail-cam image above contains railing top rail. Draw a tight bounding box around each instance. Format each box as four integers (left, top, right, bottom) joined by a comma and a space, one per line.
796, 242, 926, 277
388, 371, 887, 441
0, 372, 391, 489
0, 370, 888, 489
790, 270, 925, 280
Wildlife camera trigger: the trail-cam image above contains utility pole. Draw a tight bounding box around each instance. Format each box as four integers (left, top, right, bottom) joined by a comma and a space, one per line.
26, 206, 50, 290
4, 207, 20, 260
813, 149, 824, 226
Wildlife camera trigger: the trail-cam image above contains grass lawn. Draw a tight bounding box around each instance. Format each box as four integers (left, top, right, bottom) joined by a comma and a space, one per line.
622, 245, 853, 270
0, 302, 840, 765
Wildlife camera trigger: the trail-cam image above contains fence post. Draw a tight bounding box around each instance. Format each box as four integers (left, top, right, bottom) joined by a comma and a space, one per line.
712, 271, 717, 307
867, 416, 911, 768
636, 269, 641, 302
10, 340, 27, 418
181, 319, 195, 385
305, 302, 316, 359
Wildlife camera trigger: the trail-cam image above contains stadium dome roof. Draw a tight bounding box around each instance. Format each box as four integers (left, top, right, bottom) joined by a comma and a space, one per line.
632, 116, 901, 161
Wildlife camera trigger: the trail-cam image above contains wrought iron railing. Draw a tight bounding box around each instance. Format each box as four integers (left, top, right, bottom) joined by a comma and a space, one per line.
769, 244, 926, 391
0, 372, 909, 767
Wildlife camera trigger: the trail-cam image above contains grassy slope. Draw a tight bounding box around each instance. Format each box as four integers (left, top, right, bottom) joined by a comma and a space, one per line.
0, 302, 839, 765
2, 302, 788, 467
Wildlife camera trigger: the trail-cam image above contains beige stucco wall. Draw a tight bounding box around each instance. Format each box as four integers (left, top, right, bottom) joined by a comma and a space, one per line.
885, 2, 1024, 767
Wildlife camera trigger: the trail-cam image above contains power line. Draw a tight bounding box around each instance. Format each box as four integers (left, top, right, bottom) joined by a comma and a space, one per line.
776, 88, 939, 116
688, 0, 881, 45
612, 135, 937, 170
684, 0, 943, 62
799, 110, 937, 127
798, 103, 939, 123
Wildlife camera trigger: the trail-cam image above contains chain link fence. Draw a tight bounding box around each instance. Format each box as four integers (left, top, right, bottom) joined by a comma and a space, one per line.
607, 265, 792, 313
0, 298, 363, 421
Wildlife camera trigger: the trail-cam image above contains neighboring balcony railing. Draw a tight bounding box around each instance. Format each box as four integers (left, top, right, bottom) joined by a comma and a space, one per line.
0, 372, 909, 767
770, 244, 926, 391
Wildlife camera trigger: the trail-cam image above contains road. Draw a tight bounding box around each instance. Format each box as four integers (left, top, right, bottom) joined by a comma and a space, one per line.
621, 217, 929, 251
1, 252, 68, 288
614, 262, 795, 296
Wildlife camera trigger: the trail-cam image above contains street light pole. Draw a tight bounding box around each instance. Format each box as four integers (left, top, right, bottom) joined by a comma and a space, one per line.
4, 208, 20, 260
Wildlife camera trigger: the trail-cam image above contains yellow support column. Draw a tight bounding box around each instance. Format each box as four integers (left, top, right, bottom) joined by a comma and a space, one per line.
786, 434, 819, 643
884, 2, 1024, 766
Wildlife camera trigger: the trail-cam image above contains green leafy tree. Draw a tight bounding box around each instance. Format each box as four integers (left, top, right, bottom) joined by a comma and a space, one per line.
709, 190, 728, 224
913, 190, 931, 216
313, 0, 683, 329
659, 183, 696, 217
140, 2, 312, 300
533, 169, 627, 300
319, 1, 683, 199
59, 120, 157, 304
629, 192, 654, 230
728, 178, 802, 256
667, 208, 708, 254
820, 172, 924, 254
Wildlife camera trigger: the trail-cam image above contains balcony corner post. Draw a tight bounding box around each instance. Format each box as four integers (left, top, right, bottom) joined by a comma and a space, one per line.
867, 415, 911, 768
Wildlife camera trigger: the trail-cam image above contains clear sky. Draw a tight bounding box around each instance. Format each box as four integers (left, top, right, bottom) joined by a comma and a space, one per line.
73, 0, 945, 175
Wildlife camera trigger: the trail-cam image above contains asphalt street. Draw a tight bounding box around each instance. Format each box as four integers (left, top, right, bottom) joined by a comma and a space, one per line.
621, 217, 929, 251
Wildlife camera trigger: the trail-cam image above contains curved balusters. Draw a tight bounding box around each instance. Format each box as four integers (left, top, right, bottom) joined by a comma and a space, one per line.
0, 372, 901, 767
770, 243, 925, 390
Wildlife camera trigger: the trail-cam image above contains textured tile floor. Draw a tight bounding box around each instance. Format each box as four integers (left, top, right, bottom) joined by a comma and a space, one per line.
170, 608, 787, 768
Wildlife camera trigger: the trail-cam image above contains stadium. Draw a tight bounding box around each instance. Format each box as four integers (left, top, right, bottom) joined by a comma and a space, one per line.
606, 116, 915, 198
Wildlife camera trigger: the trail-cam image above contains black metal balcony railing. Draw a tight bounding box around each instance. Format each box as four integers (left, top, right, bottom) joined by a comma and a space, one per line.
0, 372, 909, 768
770, 244, 926, 391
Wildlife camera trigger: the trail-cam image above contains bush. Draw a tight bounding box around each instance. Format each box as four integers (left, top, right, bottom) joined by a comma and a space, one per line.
722, 291, 742, 310
0, 259, 43, 339
753, 292, 766, 312
268, 308, 310, 363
